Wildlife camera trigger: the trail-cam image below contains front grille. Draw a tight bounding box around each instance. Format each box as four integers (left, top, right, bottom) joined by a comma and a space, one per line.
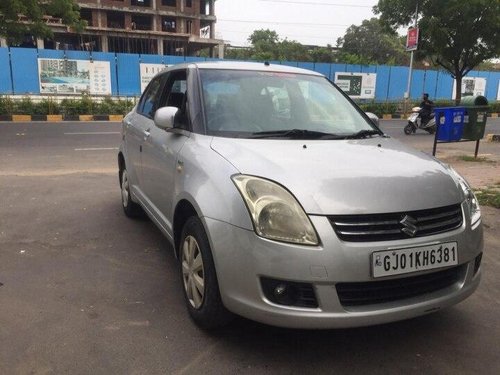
336, 266, 462, 307
329, 204, 463, 242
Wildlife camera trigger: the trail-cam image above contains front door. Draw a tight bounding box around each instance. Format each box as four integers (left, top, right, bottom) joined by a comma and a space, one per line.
141, 69, 190, 236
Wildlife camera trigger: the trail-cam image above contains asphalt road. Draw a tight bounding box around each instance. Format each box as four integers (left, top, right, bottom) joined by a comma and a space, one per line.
1, 120, 500, 374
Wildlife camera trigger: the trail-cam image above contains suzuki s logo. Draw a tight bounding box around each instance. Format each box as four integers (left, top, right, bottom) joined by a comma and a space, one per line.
400, 215, 418, 237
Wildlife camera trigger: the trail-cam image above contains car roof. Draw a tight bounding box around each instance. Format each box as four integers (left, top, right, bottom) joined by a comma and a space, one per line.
163, 61, 324, 77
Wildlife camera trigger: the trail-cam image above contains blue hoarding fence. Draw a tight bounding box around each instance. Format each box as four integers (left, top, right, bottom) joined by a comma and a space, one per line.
0, 47, 499, 102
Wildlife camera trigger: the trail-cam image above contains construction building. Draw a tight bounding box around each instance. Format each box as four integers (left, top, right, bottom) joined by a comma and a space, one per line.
3, 0, 223, 57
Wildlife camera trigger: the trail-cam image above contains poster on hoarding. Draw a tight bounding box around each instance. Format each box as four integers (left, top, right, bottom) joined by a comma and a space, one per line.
334, 72, 377, 99
140, 63, 170, 93
452, 77, 486, 99
406, 27, 419, 51
38, 58, 111, 95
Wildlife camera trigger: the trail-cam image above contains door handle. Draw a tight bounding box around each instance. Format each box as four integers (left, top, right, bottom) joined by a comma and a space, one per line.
143, 129, 151, 141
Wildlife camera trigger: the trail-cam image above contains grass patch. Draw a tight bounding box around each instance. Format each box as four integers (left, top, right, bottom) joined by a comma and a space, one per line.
475, 187, 500, 209
457, 155, 493, 163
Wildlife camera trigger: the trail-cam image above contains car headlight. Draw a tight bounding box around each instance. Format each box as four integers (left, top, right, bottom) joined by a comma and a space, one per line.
232, 175, 319, 245
449, 167, 481, 227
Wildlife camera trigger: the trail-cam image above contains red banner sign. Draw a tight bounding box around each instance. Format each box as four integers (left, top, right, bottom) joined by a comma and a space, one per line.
406, 27, 419, 51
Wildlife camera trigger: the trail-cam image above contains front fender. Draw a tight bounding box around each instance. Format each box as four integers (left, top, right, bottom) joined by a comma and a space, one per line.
173, 135, 253, 231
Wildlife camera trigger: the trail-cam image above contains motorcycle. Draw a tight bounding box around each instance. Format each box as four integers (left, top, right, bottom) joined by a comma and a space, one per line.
404, 107, 436, 135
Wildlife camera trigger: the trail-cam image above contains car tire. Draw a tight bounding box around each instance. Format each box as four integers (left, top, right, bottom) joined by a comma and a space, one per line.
179, 216, 232, 329
120, 168, 144, 218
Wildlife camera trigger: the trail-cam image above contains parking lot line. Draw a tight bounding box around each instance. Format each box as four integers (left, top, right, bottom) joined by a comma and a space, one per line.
65, 132, 121, 135
74, 147, 119, 151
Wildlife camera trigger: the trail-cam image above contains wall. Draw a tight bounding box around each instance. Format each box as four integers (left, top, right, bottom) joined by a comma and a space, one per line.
0, 47, 499, 101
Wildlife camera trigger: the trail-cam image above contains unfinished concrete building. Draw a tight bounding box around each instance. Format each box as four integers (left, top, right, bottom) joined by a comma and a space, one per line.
10, 0, 223, 57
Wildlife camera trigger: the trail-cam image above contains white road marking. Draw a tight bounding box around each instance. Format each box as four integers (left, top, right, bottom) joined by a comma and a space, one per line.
74, 147, 119, 151
65, 132, 120, 135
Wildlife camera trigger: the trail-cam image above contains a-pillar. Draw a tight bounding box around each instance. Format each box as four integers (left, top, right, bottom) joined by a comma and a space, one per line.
101, 36, 109, 52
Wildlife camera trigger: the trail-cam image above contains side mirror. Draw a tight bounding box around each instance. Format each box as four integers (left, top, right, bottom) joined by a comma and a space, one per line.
365, 112, 379, 127
154, 106, 179, 130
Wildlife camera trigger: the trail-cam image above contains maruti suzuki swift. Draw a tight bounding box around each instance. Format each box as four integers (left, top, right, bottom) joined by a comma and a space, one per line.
118, 62, 483, 329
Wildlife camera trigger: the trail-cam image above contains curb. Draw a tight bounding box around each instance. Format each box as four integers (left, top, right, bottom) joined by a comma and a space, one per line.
0, 115, 124, 122
0, 113, 498, 122
486, 134, 500, 142
380, 113, 499, 120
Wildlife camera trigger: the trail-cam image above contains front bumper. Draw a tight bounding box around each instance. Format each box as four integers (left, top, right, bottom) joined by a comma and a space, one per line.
204, 207, 483, 329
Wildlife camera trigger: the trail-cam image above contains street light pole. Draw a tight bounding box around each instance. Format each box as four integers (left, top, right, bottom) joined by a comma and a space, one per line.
405, 2, 419, 114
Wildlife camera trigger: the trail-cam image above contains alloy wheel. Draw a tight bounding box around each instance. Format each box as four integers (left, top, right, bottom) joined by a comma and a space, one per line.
182, 235, 205, 309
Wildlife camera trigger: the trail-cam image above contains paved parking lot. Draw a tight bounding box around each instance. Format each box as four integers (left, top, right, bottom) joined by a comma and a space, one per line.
1, 120, 499, 374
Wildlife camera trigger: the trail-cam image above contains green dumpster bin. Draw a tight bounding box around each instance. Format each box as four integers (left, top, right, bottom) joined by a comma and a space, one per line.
460, 95, 489, 140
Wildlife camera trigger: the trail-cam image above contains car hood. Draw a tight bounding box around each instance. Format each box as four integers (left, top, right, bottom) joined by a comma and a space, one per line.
210, 137, 462, 215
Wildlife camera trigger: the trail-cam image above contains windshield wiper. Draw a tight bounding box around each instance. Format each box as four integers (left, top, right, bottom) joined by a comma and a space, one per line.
249, 129, 343, 139
343, 129, 383, 139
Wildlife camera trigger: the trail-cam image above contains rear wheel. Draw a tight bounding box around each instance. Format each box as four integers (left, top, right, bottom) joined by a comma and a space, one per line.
180, 217, 232, 329
404, 123, 415, 135
120, 168, 143, 218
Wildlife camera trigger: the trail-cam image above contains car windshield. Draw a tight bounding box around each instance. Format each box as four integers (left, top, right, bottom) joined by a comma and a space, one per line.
200, 69, 377, 139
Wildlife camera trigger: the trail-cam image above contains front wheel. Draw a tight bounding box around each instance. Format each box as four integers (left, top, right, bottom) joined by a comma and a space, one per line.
180, 217, 232, 329
404, 123, 415, 135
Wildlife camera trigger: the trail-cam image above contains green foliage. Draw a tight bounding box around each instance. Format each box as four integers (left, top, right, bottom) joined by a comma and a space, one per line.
358, 102, 399, 117
0, 96, 134, 116
475, 187, 500, 209
489, 101, 500, 113
0, 0, 85, 43
336, 18, 409, 66
458, 155, 492, 163
225, 29, 335, 63
375, 0, 500, 102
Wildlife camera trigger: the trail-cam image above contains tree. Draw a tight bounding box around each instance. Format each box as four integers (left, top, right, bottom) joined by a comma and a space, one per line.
248, 29, 280, 61
374, 0, 500, 102
336, 18, 408, 65
0, 0, 85, 44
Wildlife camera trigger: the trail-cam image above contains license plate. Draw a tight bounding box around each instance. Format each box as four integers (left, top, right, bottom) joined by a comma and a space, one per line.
372, 242, 458, 278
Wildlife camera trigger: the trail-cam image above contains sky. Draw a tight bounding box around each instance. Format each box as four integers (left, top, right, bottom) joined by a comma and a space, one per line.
214, 0, 379, 47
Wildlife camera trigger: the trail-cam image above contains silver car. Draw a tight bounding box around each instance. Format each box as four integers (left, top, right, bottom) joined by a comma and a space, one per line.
118, 62, 483, 329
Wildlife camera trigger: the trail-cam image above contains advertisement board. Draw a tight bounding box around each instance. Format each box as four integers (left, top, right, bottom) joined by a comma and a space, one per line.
38, 58, 111, 95
452, 77, 487, 99
334, 72, 377, 99
406, 27, 419, 51
140, 63, 170, 93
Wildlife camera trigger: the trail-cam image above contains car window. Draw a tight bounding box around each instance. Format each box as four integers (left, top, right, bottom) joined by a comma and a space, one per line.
200, 69, 374, 137
138, 76, 163, 119
157, 70, 189, 129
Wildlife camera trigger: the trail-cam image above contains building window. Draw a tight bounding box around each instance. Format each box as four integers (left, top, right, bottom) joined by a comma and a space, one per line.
131, 14, 152, 31
186, 20, 193, 34
131, 0, 151, 6
80, 8, 93, 27
186, 0, 192, 7
162, 17, 176, 32
162, 0, 177, 6
107, 11, 125, 29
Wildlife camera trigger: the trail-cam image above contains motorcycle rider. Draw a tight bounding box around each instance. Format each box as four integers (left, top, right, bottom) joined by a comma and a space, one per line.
419, 93, 434, 126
